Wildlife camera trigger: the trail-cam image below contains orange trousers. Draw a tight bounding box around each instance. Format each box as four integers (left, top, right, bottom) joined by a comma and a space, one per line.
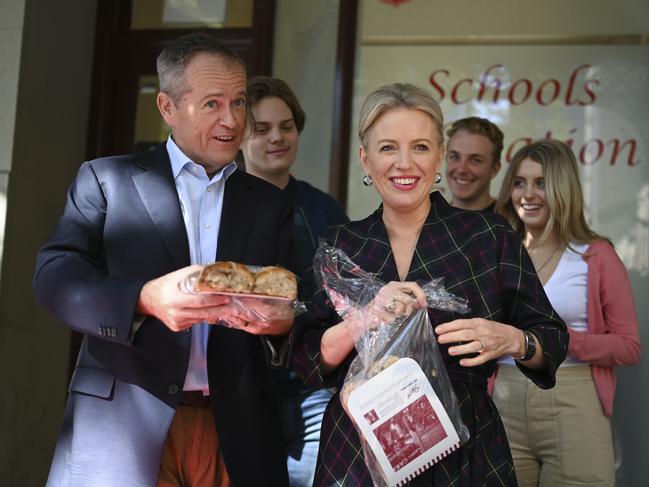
157, 403, 231, 487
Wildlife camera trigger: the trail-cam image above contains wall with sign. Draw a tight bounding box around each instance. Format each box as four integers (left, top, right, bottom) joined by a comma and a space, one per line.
346, 1, 649, 486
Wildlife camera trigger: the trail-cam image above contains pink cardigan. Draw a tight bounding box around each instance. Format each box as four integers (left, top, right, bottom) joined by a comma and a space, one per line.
571, 240, 642, 415
490, 240, 642, 416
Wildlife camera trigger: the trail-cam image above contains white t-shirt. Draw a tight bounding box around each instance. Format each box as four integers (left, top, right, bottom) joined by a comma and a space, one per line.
499, 242, 589, 367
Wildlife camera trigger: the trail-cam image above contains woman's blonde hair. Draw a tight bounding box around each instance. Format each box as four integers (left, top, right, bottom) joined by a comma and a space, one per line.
358, 83, 444, 147
496, 139, 606, 247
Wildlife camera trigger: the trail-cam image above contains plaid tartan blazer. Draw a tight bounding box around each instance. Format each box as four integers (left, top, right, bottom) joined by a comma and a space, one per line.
290, 192, 568, 487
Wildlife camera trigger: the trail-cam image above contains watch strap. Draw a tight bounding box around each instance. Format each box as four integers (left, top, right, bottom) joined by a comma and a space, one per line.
513, 330, 536, 361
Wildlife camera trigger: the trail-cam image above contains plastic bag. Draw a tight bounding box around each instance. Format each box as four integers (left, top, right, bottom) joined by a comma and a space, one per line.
314, 244, 471, 486
180, 265, 307, 327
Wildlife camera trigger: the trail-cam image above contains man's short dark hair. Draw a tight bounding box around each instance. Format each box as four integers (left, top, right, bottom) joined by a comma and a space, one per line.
246, 76, 306, 133
446, 117, 504, 165
156, 32, 246, 102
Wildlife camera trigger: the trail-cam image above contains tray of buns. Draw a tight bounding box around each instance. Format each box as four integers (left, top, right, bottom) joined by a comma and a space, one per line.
181, 261, 298, 301
192, 290, 293, 302
180, 261, 303, 323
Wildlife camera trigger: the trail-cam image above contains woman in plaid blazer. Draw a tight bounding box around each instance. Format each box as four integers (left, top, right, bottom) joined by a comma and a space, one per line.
290, 83, 568, 486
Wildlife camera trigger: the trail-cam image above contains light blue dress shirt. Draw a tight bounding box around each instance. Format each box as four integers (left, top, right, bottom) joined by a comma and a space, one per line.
166, 136, 237, 394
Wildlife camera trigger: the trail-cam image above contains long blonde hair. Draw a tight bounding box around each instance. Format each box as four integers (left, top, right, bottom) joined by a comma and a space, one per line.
496, 139, 607, 248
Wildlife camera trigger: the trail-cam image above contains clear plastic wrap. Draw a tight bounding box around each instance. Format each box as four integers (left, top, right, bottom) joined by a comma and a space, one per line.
180, 265, 307, 327
314, 244, 471, 486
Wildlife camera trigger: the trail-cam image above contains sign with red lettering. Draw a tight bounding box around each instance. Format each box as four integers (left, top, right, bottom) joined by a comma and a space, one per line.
348, 44, 648, 278
426, 60, 639, 167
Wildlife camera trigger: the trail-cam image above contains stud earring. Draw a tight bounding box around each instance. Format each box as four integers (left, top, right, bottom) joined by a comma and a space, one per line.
434, 172, 442, 184
362, 175, 373, 187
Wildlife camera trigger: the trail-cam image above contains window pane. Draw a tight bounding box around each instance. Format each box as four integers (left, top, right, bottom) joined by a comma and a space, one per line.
133, 75, 170, 151
131, 0, 253, 30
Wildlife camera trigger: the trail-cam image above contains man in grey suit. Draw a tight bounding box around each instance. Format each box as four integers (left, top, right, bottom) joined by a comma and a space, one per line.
34, 33, 292, 486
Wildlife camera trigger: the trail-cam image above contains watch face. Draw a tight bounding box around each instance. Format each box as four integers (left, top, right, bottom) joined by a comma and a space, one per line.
524, 331, 536, 360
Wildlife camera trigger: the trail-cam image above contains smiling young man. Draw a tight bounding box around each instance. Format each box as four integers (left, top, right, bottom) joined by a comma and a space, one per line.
445, 117, 504, 211
240, 77, 348, 278
35, 33, 292, 487
240, 77, 348, 487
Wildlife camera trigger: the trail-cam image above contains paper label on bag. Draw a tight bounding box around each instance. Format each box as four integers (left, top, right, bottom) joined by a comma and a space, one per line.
347, 357, 460, 486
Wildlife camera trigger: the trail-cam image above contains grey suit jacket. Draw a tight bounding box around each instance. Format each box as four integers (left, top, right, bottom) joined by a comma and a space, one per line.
34, 146, 292, 486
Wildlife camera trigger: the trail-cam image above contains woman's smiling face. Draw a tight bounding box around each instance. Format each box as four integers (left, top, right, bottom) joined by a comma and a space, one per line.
511, 158, 550, 232
360, 108, 444, 215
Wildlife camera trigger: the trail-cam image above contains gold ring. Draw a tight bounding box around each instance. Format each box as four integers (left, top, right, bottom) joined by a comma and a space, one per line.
477, 339, 486, 353
384, 298, 397, 313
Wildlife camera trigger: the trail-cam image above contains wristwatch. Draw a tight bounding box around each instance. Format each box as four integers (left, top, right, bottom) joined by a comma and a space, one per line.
513, 331, 536, 361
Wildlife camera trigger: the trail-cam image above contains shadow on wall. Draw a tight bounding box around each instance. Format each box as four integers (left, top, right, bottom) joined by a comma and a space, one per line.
614, 265, 649, 486
616, 183, 649, 276
613, 184, 649, 486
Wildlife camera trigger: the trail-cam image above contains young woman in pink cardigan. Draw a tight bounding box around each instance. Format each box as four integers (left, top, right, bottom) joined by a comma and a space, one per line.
493, 139, 642, 487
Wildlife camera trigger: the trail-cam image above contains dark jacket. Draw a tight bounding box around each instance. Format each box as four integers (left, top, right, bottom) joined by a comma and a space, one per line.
34, 146, 292, 487
277, 177, 349, 395
283, 176, 349, 282
294, 178, 349, 243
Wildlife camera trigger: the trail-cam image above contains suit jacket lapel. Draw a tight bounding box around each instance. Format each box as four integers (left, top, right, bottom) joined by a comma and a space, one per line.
367, 209, 399, 282
216, 170, 258, 262
132, 146, 190, 268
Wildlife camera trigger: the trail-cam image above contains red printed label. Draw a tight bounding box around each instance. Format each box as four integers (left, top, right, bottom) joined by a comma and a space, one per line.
372, 396, 448, 472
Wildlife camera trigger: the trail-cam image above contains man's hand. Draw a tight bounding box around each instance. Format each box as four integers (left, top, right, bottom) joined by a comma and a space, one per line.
224, 297, 295, 335
136, 265, 233, 332
237, 317, 294, 336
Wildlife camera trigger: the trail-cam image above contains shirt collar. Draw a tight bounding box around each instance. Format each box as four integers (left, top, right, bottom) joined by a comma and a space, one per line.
166, 135, 237, 182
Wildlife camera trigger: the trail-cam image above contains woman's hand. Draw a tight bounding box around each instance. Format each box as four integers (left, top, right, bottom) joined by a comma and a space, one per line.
435, 318, 544, 368
344, 281, 427, 341
320, 281, 427, 374
374, 281, 427, 314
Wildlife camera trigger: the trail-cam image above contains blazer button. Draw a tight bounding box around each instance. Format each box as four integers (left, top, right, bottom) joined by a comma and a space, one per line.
110, 328, 118, 338
168, 384, 179, 395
